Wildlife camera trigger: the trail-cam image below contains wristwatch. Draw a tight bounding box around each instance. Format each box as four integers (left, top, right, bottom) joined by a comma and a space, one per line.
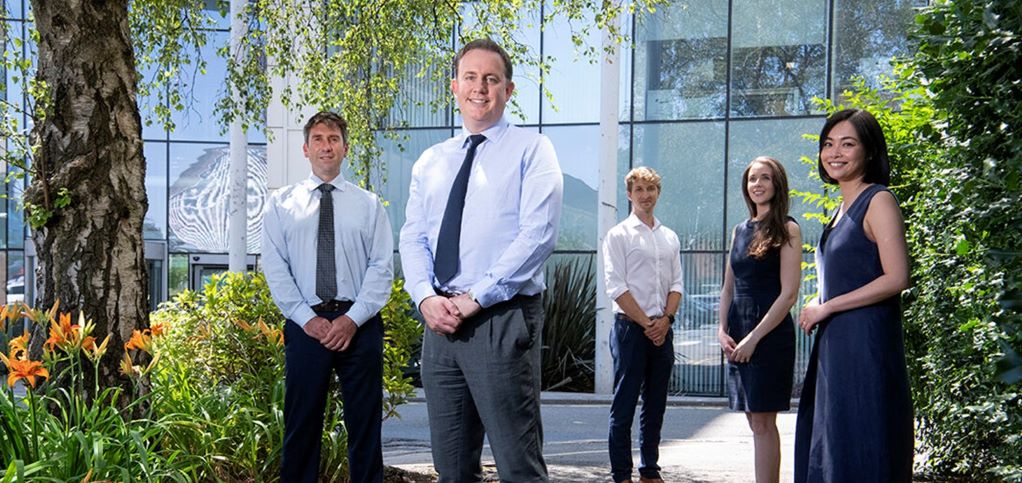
666, 314, 676, 324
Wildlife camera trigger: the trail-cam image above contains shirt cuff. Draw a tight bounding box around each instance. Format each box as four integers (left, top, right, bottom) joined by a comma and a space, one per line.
291, 306, 318, 329
345, 304, 371, 327
411, 281, 439, 310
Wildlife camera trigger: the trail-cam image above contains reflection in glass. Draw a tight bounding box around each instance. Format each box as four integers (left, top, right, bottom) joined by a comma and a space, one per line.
386, 61, 450, 128
168, 144, 267, 253
670, 252, 725, 395
376, 129, 453, 241
832, 0, 918, 98
633, 122, 726, 251
6, 251, 22, 306
143, 142, 168, 240
726, 118, 826, 246
634, 1, 728, 120
168, 253, 188, 297
730, 0, 827, 117
544, 125, 599, 250
542, 7, 601, 124
169, 30, 228, 141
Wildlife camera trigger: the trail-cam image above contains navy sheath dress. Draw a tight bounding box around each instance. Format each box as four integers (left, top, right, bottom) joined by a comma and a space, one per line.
794, 184, 914, 482
726, 218, 796, 412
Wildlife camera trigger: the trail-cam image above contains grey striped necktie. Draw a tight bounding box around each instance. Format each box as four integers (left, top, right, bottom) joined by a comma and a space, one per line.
316, 183, 336, 302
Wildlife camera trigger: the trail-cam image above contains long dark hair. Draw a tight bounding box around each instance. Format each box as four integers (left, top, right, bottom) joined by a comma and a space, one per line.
742, 156, 791, 259
817, 109, 891, 185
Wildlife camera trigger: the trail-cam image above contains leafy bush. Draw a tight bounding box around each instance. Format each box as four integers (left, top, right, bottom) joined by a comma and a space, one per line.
903, 1, 1022, 479
151, 271, 421, 481
541, 254, 596, 392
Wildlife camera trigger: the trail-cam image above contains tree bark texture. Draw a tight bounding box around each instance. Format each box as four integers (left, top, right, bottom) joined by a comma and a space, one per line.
27, 0, 149, 391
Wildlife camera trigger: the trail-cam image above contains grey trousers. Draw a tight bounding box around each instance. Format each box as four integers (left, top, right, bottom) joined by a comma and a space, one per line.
421, 294, 548, 483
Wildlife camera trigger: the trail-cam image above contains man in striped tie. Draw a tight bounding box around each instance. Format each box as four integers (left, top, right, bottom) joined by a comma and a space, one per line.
262, 111, 394, 483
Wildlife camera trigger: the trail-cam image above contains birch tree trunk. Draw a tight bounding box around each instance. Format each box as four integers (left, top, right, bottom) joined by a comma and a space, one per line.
26, 0, 148, 392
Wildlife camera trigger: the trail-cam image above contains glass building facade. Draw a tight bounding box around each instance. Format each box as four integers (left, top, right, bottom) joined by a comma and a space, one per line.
1, 0, 920, 395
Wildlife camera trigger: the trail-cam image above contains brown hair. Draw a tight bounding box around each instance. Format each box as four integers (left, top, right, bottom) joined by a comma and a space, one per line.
742, 156, 792, 259
625, 166, 662, 192
452, 38, 513, 81
303, 111, 348, 145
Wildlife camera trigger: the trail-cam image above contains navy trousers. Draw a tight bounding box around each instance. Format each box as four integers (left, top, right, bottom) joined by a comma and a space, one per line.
281, 309, 384, 483
608, 314, 674, 482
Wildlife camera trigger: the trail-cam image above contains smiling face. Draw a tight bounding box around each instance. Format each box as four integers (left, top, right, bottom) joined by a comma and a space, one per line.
303, 122, 348, 182
819, 120, 867, 183
452, 48, 515, 133
745, 161, 776, 210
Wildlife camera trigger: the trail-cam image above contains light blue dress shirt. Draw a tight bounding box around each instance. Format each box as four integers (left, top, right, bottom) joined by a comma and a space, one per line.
261, 173, 394, 328
399, 117, 563, 309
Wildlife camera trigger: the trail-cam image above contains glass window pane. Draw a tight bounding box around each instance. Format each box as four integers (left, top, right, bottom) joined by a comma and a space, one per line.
143, 141, 167, 240
6, 250, 22, 305
542, 7, 601, 124
376, 129, 453, 242
168, 253, 188, 296
726, 118, 827, 247
169, 30, 228, 142
617, 125, 631, 221
671, 251, 725, 395
6, 165, 22, 249
168, 143, 267, 253
634, 2, 729, 121
633, 122, 726, 250
730, 0, 827, 117
544, 125, 599, 250
387, 62, 451, 129
832, 0, 918, 98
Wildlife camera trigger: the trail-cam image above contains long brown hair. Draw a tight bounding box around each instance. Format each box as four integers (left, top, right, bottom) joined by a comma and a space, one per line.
741, 156, 791, 259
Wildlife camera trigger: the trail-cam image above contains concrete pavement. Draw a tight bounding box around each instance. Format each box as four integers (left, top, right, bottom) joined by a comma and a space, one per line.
383, 392, 797, 482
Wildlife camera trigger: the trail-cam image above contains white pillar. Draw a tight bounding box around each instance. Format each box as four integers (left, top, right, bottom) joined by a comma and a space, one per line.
595, 14, 622, 394
228, 0, 248, 272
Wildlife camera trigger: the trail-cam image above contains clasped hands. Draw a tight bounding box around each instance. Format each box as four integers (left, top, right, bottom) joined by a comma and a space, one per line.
303, 315, 358, 351
420, 293, 481, 335
644, 316, 670, 347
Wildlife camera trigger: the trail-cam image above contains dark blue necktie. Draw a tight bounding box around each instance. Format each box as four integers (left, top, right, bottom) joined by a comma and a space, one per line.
434, 134, 486, 285
316, 183, 336, 302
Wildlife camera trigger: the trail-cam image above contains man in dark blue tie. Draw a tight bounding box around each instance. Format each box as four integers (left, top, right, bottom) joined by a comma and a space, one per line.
262, 111, 394, 483
399, 38, 564, 482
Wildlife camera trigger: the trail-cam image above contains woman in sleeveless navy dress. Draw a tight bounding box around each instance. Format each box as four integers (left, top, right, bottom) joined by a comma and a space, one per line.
795, 109, 914, 482
719, 156, 801, 483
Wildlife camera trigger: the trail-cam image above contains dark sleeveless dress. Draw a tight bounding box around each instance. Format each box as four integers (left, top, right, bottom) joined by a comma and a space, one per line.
794, 184, 914, 482
726, 218, 796, 412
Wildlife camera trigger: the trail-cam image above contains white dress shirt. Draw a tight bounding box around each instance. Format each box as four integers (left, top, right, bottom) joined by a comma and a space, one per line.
399, 117, 563, 308
603, 213, 684, 317
261, 173, 394, 328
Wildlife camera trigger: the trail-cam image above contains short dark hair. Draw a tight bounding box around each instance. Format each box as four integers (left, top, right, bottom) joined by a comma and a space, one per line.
817, 109, 890, 186
452, 38, 513, 81
303, 111, 348, 145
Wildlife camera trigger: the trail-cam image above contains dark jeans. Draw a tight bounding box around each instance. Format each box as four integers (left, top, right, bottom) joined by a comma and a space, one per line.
281, 309, 384, 483
608, 314, 674, 482
421, 294, 548, 483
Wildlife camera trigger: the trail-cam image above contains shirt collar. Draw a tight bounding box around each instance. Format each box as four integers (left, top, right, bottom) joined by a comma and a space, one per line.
459, 116, 509, 146
306, 172, 348, 192
626, 212, 661, 230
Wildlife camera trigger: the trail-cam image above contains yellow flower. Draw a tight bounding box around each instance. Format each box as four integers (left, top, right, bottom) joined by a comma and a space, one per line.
257, 319, 283, 346
1, 349, 49, 388
124, 329, 153, 354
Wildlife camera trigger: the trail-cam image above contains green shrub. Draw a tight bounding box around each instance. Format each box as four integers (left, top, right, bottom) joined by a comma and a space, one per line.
541, 254, 596, 392
150, 271, 420, 481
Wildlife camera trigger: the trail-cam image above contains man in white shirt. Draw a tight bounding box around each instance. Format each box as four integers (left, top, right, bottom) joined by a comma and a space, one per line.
399, 38, 563, 482
602, 167, 682, 483
262, 111, 394, 483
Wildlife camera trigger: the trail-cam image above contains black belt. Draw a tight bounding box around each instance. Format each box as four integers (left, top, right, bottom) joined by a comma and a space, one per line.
311, 299, 353, 312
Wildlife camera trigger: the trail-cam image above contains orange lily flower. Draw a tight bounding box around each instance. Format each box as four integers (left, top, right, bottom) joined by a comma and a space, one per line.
45, 311, 81, 352
8, 330, 30, 357
84, 334, 111, 362
149, 322, 166, 337
257, 319, 283, 346
124, 329, 153, 353
119, 352, 138, 377
1, 350, 49, 388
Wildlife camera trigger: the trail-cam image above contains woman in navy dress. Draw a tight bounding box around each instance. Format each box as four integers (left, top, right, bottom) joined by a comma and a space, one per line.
718, 156, 801, 483
795, 109, 914, 482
